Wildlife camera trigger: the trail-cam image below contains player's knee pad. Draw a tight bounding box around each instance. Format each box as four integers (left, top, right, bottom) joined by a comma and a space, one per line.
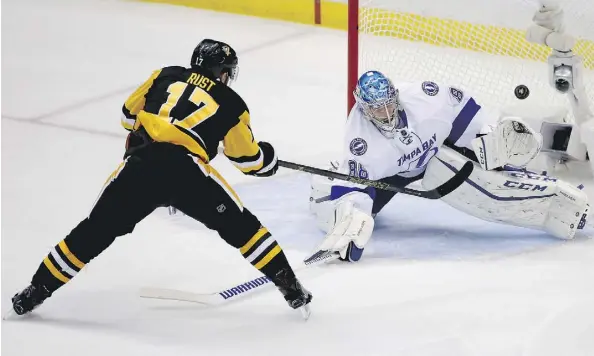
423, 147, 589, 239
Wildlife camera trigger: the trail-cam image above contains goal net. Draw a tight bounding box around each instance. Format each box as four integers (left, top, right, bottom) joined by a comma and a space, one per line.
351, 0, 594, 119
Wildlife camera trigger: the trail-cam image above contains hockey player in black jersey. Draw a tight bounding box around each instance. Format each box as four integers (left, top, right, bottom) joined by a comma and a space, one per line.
10, 39, 312, 316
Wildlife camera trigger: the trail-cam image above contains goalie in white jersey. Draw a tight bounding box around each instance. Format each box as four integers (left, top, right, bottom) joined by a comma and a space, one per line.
309, 70, 590, 262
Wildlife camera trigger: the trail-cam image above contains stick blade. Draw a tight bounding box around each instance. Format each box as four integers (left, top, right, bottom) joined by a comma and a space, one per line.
139, 287, 217, 305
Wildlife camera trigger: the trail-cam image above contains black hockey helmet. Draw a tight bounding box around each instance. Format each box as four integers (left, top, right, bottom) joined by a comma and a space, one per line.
191, 39, 238, 86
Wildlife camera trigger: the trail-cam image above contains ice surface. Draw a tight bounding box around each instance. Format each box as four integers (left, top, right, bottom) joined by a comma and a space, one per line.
2, 0, 594, 355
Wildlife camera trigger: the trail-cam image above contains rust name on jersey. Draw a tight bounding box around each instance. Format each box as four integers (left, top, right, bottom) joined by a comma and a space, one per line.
122, 66, 264, 174
187, 73, 216, 91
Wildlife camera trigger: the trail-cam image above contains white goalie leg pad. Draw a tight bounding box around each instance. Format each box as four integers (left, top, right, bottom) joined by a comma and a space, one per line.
309, 162, 340, 233
422, 146, 589, 239
317, 195, 375, 259
544, 182, 589, 239
471, 117, 543, 170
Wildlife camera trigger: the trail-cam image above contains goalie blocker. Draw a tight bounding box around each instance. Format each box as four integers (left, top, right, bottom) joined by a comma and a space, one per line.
422, 146, 589, 240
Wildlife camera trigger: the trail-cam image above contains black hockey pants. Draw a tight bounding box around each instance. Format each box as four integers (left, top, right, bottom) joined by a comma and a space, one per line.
32, 142, 267, 292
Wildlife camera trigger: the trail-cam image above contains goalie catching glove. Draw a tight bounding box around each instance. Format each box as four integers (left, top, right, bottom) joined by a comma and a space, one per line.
471, 116, 543, 170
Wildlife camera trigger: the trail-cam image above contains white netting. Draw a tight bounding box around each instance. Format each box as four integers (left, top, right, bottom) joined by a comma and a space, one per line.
358, 0, 594, 117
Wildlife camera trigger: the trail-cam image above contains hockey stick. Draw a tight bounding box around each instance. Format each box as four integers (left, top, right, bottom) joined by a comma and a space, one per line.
146, 159, 472, 306
279, 159, 474, 199
145, 161, 472, 300
139, 250, 340, 306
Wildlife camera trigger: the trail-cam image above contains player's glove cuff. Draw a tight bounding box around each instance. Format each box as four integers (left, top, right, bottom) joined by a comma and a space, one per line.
124, 127, 153, 158
252, 141, 278, 177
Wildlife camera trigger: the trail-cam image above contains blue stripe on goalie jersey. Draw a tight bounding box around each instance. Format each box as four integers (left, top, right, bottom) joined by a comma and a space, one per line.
447, 97, 481, 144
330, 160, 376, 200
330, 186, 376, 201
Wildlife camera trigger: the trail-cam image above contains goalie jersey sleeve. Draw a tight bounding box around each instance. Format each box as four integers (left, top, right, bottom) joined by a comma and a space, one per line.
396, 80, 493, 151
120, 66, 268, 175
328, 107, 392, 213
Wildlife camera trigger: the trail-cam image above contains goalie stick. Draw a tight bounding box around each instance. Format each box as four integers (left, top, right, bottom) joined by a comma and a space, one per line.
139, 250, 340, 318
279, 159, 474, 199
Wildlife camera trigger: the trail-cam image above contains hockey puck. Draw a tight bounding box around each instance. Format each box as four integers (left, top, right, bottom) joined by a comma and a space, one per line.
515, 84, 530, 99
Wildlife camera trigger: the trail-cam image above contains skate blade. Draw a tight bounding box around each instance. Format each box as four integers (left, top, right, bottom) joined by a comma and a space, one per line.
299, 304, 311, 320
2, 307, 16, 320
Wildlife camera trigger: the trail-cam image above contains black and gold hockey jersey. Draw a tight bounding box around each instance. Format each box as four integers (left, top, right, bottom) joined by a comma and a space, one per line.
122, 66, 264, 174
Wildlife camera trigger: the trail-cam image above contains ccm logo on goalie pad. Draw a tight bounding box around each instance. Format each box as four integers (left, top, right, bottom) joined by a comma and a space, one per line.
219, 276, 271, 300
503, 180, 550, 192
508, 171, 557, 182
478, 146, 485, 166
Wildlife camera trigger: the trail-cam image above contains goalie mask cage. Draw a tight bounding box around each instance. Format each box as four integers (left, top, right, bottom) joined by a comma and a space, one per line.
347, 0, 594, 118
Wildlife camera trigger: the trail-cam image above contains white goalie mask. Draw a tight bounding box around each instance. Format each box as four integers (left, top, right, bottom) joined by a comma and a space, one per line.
354, 71, 402, 138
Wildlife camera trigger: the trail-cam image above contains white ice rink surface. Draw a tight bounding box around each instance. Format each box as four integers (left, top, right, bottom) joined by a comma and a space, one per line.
2, 0, 594, 355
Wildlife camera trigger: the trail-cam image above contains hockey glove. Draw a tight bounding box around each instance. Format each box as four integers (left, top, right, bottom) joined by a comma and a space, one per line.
252, 141, 278, 177
471, 117, 542, 170
124, 127, 153, 158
